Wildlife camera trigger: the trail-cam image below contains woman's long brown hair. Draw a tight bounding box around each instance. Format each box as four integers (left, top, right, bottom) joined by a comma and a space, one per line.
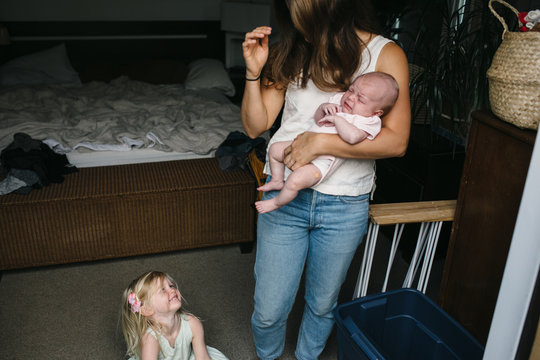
265, 0, 380, 92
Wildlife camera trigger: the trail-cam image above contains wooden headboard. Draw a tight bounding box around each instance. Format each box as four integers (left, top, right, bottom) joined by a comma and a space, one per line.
1, 21, 225, 81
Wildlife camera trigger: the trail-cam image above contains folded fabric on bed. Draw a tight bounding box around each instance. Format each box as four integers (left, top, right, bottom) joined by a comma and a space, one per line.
0, 77, 244, 155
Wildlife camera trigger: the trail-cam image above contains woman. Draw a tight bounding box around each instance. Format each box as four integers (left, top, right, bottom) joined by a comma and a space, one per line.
241, 1, 410, 359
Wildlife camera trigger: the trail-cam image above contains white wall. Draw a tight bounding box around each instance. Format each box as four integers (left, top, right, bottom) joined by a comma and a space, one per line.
483, 134, 540, 358
0, 0, 223, 21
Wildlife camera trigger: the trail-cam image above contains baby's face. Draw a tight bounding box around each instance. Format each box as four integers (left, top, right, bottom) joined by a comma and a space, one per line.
340, 77, 386, 117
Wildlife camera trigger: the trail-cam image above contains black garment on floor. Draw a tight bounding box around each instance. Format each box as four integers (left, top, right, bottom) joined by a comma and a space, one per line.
215, 131, 266, 171
1, 133, 77, 187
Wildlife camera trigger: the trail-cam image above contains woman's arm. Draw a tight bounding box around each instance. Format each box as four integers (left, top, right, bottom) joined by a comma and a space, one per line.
284, 42, 411, 170
188, 316, 211, 360
241, 26, 285, 138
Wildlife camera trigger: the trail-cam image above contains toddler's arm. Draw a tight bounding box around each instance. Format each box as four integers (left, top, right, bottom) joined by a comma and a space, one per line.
188, 315, 211, 360
140, 332, 160, 360
314, 102, 340, 122
320, 115, 368, 144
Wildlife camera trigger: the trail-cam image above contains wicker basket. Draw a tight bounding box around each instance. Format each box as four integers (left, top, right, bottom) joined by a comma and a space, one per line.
486, 0, 540, 130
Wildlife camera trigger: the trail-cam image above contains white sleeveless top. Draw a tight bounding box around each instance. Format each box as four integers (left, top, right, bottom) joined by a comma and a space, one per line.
264, 35, 393, 196
130, 315, 228, 360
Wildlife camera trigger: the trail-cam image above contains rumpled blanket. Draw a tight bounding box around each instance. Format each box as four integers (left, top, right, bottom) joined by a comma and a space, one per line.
0, 77, 244, 155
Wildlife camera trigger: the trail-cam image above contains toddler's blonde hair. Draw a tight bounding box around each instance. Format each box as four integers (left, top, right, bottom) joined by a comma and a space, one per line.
120, 271, 185, 358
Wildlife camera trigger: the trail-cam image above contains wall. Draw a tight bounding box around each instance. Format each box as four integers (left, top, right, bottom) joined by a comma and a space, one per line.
483, 132, 540, 359
0, 0, 223, 21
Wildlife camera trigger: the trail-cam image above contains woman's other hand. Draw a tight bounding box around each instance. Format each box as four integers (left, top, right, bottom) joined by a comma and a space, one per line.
242, 26, 272, 79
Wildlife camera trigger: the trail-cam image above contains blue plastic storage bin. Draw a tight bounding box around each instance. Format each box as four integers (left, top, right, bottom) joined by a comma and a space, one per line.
333, 289, 484, 360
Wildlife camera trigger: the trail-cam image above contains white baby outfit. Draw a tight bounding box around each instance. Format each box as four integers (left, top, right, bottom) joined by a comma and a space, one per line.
308, 92, 381, 184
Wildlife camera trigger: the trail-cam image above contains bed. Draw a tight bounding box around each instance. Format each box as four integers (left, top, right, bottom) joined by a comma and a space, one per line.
0, 22, 257, 270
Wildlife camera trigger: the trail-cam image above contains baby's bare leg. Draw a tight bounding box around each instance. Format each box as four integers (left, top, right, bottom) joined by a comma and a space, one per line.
255, 164, 322, 214
257, 141, 292, 192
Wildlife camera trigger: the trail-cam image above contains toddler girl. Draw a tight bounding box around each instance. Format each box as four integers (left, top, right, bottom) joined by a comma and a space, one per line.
121, 271, 228, 360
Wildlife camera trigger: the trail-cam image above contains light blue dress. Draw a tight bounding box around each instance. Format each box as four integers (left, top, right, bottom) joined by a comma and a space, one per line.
130, 315, 228, 360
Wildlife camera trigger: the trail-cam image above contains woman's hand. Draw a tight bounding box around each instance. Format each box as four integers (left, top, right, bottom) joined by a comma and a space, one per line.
284, 132, 324, 171
242, 26, 272, 79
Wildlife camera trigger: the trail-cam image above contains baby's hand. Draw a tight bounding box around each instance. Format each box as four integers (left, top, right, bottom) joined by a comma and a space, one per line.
320, 103, 340, 116
317, 115, 337, 127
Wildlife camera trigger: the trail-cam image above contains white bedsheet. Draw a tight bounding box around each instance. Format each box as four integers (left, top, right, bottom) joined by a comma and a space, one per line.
66, 148, 213, 168
0, 77, 244, 165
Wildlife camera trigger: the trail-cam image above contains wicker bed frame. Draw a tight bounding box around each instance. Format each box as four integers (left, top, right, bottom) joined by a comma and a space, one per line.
0, 158, 256, 270
0, 21, 258, 270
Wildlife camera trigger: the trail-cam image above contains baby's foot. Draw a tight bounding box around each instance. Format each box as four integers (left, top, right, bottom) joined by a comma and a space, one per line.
255, 199, 281, 214
257, 180, 284, 192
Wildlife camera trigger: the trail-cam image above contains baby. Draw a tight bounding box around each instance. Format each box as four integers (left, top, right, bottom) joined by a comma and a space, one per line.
255, 71, 399, 214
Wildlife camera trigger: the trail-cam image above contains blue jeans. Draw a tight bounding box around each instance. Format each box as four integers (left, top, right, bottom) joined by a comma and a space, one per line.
251, 187, 369, 360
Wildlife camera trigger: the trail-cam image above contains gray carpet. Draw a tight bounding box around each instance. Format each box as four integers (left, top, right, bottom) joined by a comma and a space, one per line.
0, 234, 443, 360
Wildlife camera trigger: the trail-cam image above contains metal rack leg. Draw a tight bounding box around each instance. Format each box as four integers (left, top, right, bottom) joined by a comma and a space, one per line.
381, 223, 405, 293
417, 221, 443, 293
353, 222, 379, 299
403, 222, 430, 288
355, 219, 447, 298
362, 223, 380, 297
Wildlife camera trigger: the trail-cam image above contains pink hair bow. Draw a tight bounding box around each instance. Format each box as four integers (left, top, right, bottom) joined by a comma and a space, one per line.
128, 292, 141, 313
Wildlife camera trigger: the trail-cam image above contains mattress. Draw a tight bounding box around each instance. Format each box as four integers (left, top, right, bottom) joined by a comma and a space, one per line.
66, 148, 213, 168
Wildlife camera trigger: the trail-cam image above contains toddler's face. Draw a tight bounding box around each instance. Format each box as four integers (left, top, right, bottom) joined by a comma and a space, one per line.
148, 277, 182, 315
340, 77, 385, 117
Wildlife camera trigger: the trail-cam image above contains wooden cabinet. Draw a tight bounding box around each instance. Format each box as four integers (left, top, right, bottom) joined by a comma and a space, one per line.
438, 110, 537, 345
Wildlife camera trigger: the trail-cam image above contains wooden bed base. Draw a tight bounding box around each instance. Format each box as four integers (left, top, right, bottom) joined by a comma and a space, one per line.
0, 158, 256, 270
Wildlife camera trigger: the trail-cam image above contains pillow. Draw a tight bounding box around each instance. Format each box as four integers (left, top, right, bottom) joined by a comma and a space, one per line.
184, 58, 235, 97
0, 43, 81, 87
